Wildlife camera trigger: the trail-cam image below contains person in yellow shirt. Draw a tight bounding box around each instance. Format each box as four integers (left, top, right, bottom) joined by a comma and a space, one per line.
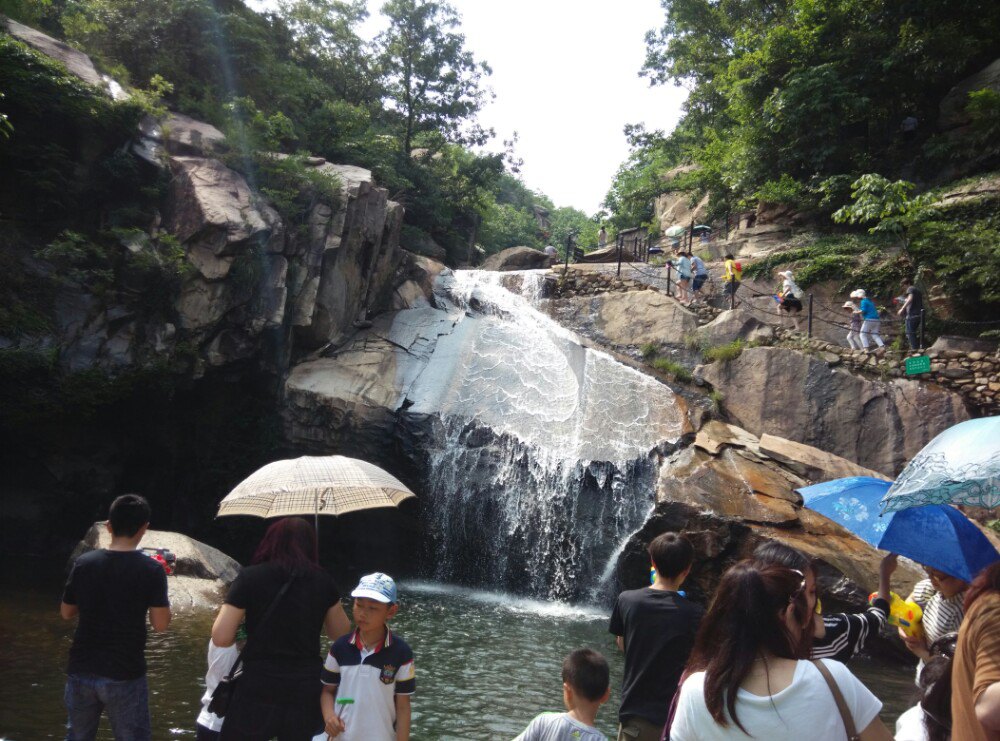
723, 253, 742, 301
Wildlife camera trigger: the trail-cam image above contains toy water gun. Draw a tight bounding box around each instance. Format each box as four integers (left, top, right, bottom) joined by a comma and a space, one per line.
870, 591, 924, 639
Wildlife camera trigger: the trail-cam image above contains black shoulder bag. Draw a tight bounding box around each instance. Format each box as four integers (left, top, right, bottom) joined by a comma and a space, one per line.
208, 573, 295, 718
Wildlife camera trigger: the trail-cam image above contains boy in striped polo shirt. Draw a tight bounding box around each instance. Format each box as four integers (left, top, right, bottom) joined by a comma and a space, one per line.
321, 573, 415, 741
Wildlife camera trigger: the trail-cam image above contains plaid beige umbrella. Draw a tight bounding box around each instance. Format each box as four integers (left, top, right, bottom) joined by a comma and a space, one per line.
217, 456, 416, 522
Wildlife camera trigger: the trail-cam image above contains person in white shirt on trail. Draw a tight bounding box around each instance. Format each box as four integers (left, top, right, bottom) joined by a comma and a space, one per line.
670, 561, 892, 741
514, 648, 610, 741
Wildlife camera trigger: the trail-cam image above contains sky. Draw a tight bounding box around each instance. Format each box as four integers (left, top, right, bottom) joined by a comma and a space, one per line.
253, 1, 688, 214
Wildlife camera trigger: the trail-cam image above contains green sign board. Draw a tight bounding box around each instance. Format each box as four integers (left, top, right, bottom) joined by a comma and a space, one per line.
905, 355, 931, 375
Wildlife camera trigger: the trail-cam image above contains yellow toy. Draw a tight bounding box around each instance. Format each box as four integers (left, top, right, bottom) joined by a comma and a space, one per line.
870, 591, 924, 640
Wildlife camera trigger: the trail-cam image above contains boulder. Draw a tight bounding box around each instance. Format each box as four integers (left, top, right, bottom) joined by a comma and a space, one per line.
482, 246, 551, 272
939, 58, 1000, 130
546, 290, 698, 348
70, 523, 240, 609
696, 308, 774, 347
402, 231, 448, 261
758, 433, 890, 482
4, 18, 105, 89
162, 113, 227, 156
165, 157, 282, 268
929, 335, 998, 355
654, 165, 709, 235
701, 346, 970, 476
693, 419, 762, 456
614, 425, 922, 611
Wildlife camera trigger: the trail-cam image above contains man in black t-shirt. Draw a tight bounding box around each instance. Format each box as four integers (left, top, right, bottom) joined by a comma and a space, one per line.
897, 278, 924, 350
61, 494, 171, 740
609, 532, 703, 741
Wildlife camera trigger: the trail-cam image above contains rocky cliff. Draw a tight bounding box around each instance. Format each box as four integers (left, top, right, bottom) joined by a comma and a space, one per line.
3, 19, 406, 376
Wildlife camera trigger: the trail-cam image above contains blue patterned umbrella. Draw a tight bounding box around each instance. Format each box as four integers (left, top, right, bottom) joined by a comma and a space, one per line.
877, 504, 1000, 582
797, 477, 894, 546
880, 417, 1000, 514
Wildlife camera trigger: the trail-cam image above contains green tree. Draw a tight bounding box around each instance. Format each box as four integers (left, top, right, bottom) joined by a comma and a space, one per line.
376, 0, 493, 155
832, 174, 935, 258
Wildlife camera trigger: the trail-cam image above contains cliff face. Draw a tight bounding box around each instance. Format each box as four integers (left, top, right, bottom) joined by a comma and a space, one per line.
2, 19, 406, 378
0, 21, 411, 555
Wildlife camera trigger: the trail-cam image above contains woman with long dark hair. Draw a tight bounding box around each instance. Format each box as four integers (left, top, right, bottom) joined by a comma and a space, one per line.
670, 561, 892, 740
209, 517, 351, 741
951, 562, 1000, 741
752, 542, 898, 663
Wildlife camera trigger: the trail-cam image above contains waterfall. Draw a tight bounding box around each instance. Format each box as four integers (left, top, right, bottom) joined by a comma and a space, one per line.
404, 270, 685, 602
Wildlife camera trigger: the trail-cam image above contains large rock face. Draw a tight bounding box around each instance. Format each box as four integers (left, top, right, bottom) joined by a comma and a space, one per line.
701, 346, 970, 476
4, 17, 106, 89
654, 165, 709, 235
615, 419, 921, 612
482, 246, 551, 271
546, 290, 699, 349
940, 58, 1000, 130
71, 524, 240, 609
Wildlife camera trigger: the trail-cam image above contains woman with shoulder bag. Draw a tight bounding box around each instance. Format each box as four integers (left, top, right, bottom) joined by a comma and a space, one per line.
669, 561, 893, 740
209, 517, 351, 741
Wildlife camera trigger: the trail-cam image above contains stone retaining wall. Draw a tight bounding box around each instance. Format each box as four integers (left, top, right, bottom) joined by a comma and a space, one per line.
773, 330, 1000, 415
551, 271, 651, 297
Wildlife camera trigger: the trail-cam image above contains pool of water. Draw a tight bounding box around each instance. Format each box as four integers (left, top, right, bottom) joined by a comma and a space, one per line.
0, 571, 917, 739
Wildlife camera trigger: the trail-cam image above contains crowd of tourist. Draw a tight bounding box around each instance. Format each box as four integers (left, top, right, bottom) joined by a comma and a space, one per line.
59, 496, 1000, 740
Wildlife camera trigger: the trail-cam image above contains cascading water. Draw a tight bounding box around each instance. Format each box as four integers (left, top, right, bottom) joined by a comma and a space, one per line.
402, 269, 686, 602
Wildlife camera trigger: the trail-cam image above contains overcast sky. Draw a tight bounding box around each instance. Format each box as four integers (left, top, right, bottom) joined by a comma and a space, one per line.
254, 0, 688, 214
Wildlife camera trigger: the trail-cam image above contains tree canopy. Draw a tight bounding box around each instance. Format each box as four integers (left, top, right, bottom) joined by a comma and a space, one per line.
1, 0, 591, 260
605, 0, 1000, 225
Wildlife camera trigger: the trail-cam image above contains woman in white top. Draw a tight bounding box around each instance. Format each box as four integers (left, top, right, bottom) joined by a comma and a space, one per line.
670, 561, 892, 740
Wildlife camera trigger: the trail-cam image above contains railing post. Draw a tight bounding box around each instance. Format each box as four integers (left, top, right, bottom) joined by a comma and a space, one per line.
564, 233, 571, 273
919, 309, 925, 350
730, 282, 735, 311
807, 293, 814, 337
616, 235, 623, 278
666, 262, 672, 297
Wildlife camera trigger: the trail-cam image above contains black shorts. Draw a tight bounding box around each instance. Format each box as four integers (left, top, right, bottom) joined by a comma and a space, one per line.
692, 274, 708, 292
781, 297, 803, 312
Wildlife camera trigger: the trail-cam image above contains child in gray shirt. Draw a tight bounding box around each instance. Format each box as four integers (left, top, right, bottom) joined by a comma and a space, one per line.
514, 649, 609, 741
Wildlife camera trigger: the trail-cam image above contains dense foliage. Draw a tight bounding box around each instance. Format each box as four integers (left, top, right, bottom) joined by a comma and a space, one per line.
606, 0, 1000, 224
1, 0, 589, 259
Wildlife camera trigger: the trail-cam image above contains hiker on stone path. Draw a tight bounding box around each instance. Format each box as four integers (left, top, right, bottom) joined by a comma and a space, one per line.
61, 494, 171, 741
897, 278, 924, 351
668, 561, 891, 740
722, 254, 741, 302
776, 270, 804, 331
690, 253, 709, 300
843, 301, 863, 350
610, 532, 703, 741
598, 227, 608, 248
852, 289, 885, 351
675, 251, 693, 305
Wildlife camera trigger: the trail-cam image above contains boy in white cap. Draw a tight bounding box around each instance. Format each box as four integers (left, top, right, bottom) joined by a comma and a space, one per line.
321, 573, 414, 741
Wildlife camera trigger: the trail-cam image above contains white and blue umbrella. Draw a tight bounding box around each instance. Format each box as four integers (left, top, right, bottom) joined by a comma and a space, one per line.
880, 417, 1000, 514
796, 477, 894, 546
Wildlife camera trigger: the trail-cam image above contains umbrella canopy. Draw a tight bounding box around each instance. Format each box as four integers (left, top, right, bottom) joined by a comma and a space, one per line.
797, 477, 894, 546
877, 504, 999, 583
692, 224, 712, 233
664, 225, 687, 238
880, 417, 1000, 513
218, 455, 416, 519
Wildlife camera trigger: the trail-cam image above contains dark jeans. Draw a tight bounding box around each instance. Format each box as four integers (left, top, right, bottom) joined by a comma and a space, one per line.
218, 669, 323, 741
906, 314, 921, 350
196, 724, 221, 740
65, 673, 150, 741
